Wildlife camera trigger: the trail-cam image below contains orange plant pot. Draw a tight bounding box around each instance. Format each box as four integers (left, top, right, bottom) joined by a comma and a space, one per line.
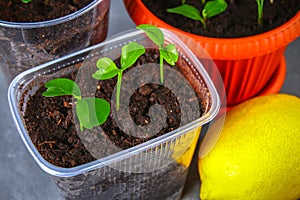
124, 0, 300, 105
226, 57, 286, 111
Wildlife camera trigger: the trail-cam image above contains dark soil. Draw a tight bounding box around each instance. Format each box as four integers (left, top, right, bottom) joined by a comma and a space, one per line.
0, 0, 92, 22
142, 0, 300, 38
23, 48, 204, 168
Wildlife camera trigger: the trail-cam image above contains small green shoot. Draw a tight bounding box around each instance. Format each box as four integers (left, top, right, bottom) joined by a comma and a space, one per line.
256, 0, 264, 25
42, 78, 110, 130
21, 0, 32, 3
137, 24, 179, 83
182, 0, 186, 4
92, 42, 145, 110
167, 0, 227, 29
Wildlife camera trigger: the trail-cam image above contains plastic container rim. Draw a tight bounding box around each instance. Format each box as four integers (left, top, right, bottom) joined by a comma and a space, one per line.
8, 29, 220, 177
0, 0, 107, 29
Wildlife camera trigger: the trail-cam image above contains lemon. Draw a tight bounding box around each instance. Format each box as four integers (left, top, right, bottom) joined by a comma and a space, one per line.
198, 94, 300, 200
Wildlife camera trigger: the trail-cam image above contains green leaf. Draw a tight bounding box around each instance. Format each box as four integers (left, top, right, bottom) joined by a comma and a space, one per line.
91, 98, 110, 125
256, 0, 264, 25
92, 57, 119, 80
121, 42, 145, 70
167, 4, 202, 21
76, 99, 90, 130
21, 0, 32, 3
203, 0, 227, 19
160, 44, 179, 66
42, 78, 81, 99
137, 24, 165, 47
76, 98, 110, 130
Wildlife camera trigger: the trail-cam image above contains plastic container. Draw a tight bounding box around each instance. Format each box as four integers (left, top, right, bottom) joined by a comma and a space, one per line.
0, 0, 110, 82
123, 0, 300, 106
8, 29, 220, 200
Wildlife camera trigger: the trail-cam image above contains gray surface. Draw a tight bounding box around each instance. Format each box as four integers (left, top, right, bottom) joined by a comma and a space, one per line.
0, 1, 299, 199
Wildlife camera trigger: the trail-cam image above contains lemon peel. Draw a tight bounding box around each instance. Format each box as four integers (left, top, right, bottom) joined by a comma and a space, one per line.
199, 94, 300, 200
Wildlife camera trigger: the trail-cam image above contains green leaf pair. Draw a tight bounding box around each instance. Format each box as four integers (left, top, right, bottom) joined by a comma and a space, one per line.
167, 0, 227, 29
137, 24, 179, 83
43, 78, 110, 131
92, 42, 146, 110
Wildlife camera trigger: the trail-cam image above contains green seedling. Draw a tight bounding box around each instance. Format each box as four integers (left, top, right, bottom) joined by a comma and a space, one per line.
167, 0, 227, 29
92, 42, 145, 111
21, 0, 32, 3
137, 24, 179, 83
256, 0, 264, 25
42, 78, 110, 130
182, 0, 205, 4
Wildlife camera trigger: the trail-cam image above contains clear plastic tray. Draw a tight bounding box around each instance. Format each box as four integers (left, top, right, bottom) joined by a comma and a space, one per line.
8, 29, 220, 200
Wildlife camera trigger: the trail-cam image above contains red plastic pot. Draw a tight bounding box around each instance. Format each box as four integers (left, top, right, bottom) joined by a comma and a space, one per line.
124, 0, 300, 105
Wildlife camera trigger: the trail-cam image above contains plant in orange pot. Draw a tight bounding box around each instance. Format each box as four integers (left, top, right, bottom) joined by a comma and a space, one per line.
123, 0, 300, 106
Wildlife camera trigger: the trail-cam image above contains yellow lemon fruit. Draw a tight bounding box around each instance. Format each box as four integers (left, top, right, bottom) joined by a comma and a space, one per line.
198, 94, 300, 200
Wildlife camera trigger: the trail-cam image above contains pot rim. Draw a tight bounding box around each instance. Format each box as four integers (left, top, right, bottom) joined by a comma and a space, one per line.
0, 0, 109, 28
125, 0, 300, 59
